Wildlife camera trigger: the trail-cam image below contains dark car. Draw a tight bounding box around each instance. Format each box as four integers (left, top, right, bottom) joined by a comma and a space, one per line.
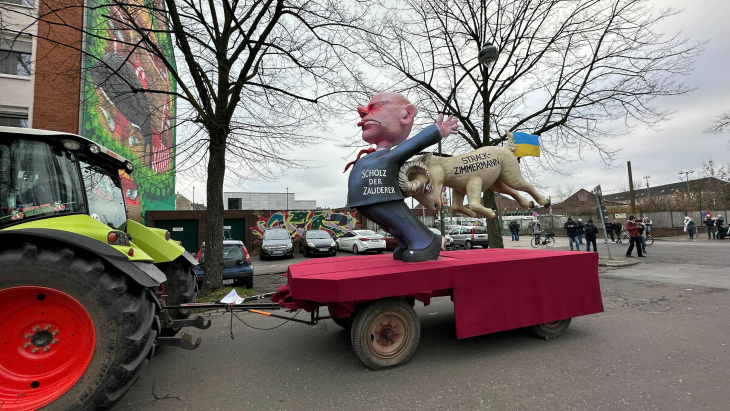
194, 240, 254, 288
260, 228, 294, 259
299, 229, 337, 257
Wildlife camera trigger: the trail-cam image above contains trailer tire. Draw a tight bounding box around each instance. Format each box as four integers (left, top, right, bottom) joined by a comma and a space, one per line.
158, 259, 198, 337
351, 298, 420, 370
0, 241, 158, 411
531, 318, 571, 340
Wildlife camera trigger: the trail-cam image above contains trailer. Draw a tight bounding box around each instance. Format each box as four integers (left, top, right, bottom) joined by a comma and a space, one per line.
183, 248, 604, 370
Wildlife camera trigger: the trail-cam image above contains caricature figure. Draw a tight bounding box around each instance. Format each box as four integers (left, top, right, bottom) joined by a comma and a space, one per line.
345, 92, 458, 262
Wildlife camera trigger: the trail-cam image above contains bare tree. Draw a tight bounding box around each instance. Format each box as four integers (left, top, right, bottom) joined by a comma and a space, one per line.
357, 0, 704, 248
705, 111, 730, 134
3, 0, 367, 290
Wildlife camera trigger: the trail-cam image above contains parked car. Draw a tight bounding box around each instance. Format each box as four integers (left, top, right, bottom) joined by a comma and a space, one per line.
428, 227, 454, 249
450, 225, 489, 249
336, 230, 386, 254
260, 228, 294, 259
194, 240, 254, 288
299, 230, 337, 257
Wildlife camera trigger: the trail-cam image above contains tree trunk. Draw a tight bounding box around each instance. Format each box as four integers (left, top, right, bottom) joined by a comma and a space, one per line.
203, 127, 227, 291
483, 189, 504, 249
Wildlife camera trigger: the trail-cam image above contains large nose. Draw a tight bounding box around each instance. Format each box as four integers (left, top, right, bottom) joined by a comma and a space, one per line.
357, 106, 368, 118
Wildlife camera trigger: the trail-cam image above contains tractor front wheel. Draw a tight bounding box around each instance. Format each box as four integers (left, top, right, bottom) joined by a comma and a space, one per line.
0, 241, 158, 411
158, 259, 198, 336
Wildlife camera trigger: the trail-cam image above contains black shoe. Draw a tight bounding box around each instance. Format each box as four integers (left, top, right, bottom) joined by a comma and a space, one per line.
403, 235, 442, 262
625, 255, 634, 258
393, 247, 405, 261
639, 255, 646, 258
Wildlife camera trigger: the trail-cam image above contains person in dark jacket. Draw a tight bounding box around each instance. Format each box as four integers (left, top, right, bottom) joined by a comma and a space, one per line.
606, 220, 616, 243
564, 217, 580, 251
704, 214, 715, 239
625, 216, 645, 257
584, 219, 599, 252
576, 218, 585, 244
614, 219, 623, 244
716, 215, 726, 239
508, 220, 520, 241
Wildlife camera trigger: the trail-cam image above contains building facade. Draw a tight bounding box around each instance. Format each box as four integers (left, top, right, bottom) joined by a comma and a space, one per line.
224, 192, 317, 211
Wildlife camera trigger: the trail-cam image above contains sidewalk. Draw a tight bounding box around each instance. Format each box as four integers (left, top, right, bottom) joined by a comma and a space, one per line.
501, 235, 639, 267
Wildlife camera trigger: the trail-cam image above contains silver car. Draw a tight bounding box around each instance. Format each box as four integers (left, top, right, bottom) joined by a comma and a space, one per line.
336, 230, 386, 254
450, 225, 489, 249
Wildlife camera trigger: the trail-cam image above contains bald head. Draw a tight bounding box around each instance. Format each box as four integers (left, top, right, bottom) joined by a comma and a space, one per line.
357, 92, 418, 150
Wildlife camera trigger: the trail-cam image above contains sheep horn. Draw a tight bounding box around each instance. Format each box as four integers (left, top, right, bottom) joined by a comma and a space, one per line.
398, 160, 431, 197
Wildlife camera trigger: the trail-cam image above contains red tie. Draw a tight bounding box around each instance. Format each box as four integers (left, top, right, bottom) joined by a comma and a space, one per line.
343, 148, 376, 172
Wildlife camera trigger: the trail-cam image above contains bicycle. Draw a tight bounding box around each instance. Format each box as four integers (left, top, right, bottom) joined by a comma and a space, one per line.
530, 231, 555, 248
621, 232, 654, 246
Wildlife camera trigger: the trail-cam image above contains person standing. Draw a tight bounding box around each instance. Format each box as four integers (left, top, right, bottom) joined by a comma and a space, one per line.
704, 214, 716, 239
683, 216, 696, 239
509, 220, 520, 241
637, 219, 647, 254
584, 219, 599, 252
607, 219, 616, 243
614, 219, 623, 244
625, 216, 645, 257
643, 216, 653, 236
576, 218, 585, 245
716, 215, 726, 239
564, 217, 580, 251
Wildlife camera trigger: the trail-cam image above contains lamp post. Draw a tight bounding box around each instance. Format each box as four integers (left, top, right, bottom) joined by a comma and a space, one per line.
192, 186, 195, 210
438, 42, 500, 236
678, 170, 694, 196
643, 176, 651, 199
286, 187, 289, 211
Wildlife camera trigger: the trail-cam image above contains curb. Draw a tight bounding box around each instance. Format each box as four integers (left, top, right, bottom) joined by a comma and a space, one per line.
598, 258, 641, 267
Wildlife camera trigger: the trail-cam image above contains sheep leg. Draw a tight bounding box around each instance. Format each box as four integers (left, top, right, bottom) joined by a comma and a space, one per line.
451, 190, 476, 217
466, 178, 496, 219
492, 180, 534, 209
498, 156, 550, 206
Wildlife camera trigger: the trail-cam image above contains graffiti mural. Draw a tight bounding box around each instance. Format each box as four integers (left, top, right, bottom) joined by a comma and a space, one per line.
250, 211, 360, 242
81, 0, 176, 221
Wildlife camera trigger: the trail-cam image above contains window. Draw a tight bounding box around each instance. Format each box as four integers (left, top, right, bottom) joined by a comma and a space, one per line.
0, 0, 35, 7
579, 193, 588, 201
0, 37, 32, 76
228, 197, 241, 209
0, 113, 28, 127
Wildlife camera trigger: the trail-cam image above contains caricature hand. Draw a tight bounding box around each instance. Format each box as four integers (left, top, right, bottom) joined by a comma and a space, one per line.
436, 114, 459, 138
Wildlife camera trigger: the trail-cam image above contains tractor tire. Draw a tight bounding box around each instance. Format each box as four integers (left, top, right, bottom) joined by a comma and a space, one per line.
351, 298, 420, 370
0, 240, 158, 411
531, 318, 571, 340
157, 259, 198, 337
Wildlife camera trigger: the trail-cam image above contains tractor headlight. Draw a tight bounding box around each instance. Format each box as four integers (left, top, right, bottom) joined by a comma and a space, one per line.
62, 140, 82, 150
89, 144, 101, 154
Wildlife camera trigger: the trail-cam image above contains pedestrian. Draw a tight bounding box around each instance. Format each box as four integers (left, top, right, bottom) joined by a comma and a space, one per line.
643, 216, 653, 236
637, 219, 647, 254
584, 219, 599, 252
509, 220, 520, 241
704, 213, 716, 239
683, 216, 695, 239
625, 216, 645, 258
614, 219, 623, 244
716, 215, 726, 239
576, 218, 585, 244
607, 219, 616, 243
564, 217, 580, 251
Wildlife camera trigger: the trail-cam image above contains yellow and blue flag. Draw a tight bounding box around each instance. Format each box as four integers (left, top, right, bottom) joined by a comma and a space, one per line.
512, 132, 540, 157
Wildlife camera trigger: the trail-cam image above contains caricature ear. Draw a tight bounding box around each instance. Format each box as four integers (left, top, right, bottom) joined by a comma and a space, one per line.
400, 104, 418, 125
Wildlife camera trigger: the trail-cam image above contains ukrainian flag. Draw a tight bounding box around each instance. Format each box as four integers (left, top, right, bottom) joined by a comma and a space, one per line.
512, 132, 540, 157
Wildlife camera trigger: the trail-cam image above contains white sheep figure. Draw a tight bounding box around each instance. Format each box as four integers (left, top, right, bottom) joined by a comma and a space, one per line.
398, 131, 550, 219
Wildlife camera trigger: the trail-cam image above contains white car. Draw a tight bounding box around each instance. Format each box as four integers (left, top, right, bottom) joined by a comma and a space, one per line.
336, 230, 386, 254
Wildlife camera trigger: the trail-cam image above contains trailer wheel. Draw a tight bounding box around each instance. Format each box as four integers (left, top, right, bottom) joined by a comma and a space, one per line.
531, 318, 571, 340
0, 241, 158, 411
351, 298, 420, 370
158, 259, 198, 336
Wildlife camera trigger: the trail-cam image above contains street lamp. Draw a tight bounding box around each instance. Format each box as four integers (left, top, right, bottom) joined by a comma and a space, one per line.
286, 187, 289, 211
643, 176, 651, 199
678, 170, 694, 195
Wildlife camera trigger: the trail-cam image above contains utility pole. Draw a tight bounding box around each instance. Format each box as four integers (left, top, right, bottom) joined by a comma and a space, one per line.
678, 170, 694, 196
643, 176, 651, 200
627, 161, 636, 215
286, 187, 289, 211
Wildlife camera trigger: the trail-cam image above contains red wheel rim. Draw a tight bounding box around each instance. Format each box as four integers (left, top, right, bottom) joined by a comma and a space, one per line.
0, 286, 95, 410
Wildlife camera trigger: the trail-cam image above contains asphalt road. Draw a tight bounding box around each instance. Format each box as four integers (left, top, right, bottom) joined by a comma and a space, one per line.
112, 236, 729, 410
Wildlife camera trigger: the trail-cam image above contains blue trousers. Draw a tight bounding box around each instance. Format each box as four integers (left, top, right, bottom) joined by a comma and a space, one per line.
511, 230, 519, 241
569, 236, 580, 250
586, 238, 597, 252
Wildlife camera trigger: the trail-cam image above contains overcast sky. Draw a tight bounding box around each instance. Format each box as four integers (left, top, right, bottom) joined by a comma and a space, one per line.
176, 0, 729, 209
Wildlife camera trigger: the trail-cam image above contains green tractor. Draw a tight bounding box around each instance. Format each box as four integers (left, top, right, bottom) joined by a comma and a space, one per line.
0, 127, 205, 410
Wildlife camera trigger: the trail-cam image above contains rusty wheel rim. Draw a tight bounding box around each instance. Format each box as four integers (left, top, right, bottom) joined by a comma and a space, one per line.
365, 311, 412, 360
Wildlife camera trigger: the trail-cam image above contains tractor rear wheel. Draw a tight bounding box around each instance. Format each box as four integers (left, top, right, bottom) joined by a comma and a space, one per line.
0, 241, 158, 411
157, 259, 198, 336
